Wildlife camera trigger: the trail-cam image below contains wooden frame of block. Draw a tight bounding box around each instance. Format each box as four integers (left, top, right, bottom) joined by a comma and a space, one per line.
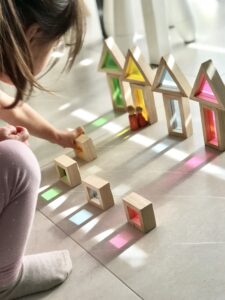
82, 175, 114, 210
130, 83, 158, 124
152, 55, 191, 97
190, 60, 225, 110
163, 95, 193, 138
54, 155, 81, 187
123, 192, 156, 233
98, 37, 125, 75
122, 47, 156, 86
74, 134, 97, 162
199, 104, 225, 151
106, 74, 132, 113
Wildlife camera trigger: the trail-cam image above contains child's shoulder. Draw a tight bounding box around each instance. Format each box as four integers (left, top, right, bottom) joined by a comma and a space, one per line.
0, 89, 14, 108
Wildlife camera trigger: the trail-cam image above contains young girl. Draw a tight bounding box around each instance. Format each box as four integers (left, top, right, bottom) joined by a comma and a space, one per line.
0, 1, 85, 299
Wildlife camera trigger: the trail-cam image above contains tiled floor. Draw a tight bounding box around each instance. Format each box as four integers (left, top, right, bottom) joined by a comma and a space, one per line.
5, 1, 225, 299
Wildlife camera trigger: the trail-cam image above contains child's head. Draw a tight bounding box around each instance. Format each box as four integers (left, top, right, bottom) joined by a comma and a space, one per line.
127, 105, 135, 115
136, 106, 143, 113
0, 0, 85, 107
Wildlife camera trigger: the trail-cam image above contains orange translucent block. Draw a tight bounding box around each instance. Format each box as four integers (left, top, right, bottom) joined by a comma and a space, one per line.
203, 107, 218, 146
127, 206, 141, 227
125, 57, 145, 82
133, 87, 148, 121
196, 79, 218, 104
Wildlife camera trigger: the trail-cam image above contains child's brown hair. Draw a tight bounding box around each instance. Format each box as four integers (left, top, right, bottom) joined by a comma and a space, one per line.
0, 0, 85, 108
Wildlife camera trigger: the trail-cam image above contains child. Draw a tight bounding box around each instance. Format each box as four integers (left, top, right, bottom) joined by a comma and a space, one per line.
0, 1, 85, 299
127, 105, 139, 131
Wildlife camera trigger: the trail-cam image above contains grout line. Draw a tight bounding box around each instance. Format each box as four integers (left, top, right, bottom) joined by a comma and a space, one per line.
38, 209, 144, 300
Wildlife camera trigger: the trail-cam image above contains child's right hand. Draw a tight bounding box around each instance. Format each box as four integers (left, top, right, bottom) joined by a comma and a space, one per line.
0, 125, 29, 145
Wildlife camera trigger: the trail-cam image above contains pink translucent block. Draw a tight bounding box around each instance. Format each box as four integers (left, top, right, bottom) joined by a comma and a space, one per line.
196, 79, 218, 104
127, 207, 141, 227
203, 108, 218, 146
109, 231, 132, 249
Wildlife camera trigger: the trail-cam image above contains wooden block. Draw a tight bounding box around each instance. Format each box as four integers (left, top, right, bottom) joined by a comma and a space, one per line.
152, 55, 191, 97
54, 155, 81, 187
123, 192, 156, 233
107, 74, 131, 112
200, 104, 225, 151
190, 60, 225, 110
74, 134, 97, 162
163, 95, 192, 138
82, 175, 114, 210
122, 47, 155, 86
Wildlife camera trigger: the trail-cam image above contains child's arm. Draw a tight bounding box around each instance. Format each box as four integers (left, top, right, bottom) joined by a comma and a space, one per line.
0, 92, 84, 148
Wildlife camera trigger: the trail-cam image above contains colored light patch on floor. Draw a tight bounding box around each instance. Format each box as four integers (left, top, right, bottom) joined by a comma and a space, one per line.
127, 207, 141, 227
92, 117, 108, 127
69, 209, 93, 226
196, 79, 218, 104
109, 231, 133, 249
41, 187, 62, 201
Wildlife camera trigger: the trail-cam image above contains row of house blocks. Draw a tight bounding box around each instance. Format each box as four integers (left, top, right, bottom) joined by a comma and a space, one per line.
54, 154, 156, 234
99, 37, 225, 151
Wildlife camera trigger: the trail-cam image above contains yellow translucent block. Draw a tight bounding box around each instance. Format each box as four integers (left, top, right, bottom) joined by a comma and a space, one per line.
133, 88, 149, 121
125, 57, 145, 82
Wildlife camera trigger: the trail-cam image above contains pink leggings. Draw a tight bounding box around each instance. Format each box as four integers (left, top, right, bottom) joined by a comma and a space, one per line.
0, 140, 41, 288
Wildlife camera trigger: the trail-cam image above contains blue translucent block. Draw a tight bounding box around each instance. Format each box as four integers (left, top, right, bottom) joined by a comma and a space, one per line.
160, 70, 180, 92
69, 209, 93, 226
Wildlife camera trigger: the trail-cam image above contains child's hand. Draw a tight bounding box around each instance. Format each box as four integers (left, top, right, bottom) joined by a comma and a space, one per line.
56, 126, 85, 148
0, 125, 30, 144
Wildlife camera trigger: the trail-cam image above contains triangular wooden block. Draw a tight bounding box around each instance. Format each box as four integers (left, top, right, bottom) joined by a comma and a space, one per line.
122, 47, 155, 85
152, 55, 191, 97
98, 37, 125, 75
190, 60, 225, 110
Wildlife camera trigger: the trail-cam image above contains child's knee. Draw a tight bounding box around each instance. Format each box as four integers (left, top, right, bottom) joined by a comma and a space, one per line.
0, 140, 41, 196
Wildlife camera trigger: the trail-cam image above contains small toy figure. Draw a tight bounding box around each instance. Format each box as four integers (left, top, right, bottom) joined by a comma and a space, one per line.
127, 105, 139, 131
136, 106, 149, 128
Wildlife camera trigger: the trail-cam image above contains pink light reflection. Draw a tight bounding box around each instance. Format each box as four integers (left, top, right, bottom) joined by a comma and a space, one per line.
185, 156, 205, 168
109, 231, 133, 249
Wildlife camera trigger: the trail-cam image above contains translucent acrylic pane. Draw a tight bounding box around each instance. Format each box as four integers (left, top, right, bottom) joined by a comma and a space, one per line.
169, 100, 182, 133
111, 77, 124, 107
203, 108, 218, 146
125, 57, 145, 82
102, 52, 120, 71
196, 79, 218, 104
127, 206, 141, 227
160, 70, 180, 92
88, 187, 101, 206
133, 87, 148, 121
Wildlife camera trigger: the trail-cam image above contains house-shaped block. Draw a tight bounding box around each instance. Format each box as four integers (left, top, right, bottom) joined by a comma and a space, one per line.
98, 37, 131, 112
190, 60, 225, 151
122, 47, 158, 127
152, 55, 193, 138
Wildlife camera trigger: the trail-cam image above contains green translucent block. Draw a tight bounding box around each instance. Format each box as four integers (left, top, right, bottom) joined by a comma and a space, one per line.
111, 77, 124, 107
102, 52, 120, 71
41, 187, 62, 201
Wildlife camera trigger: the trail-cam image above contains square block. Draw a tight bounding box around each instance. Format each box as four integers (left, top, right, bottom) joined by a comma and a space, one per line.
54, 155, 81, 188
74, 134, 97, 162
123, 192, 156, 233
82, 175, 114, 210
